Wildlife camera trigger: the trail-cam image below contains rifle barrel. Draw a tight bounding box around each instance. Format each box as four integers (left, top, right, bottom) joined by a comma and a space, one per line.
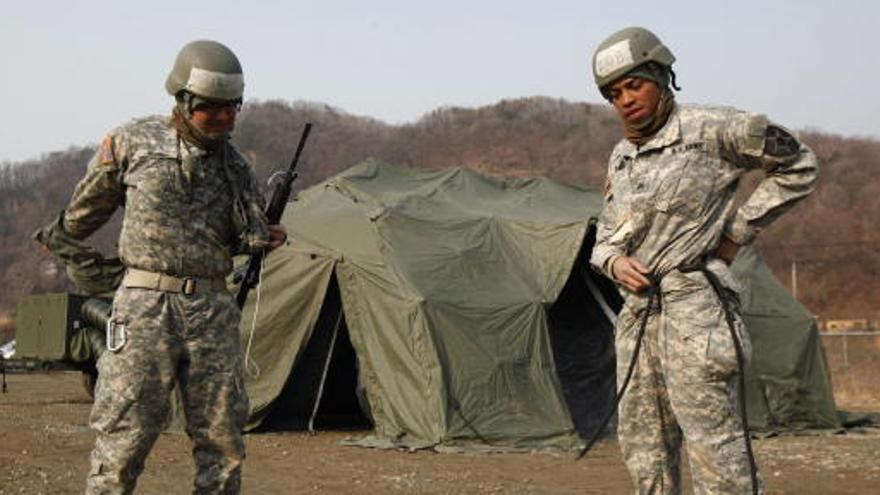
235, 122, 312, 309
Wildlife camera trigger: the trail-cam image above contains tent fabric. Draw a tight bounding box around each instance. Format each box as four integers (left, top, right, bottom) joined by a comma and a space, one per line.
238, 247, 337, 427
242, 160, 602, 450
237, 160, 839, 450
732, 247, 842, 433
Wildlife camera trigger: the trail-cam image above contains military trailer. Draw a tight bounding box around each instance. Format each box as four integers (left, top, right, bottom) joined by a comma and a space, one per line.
4, 293, 109, 396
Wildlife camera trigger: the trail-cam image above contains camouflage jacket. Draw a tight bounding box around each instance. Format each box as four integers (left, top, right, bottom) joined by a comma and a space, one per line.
591, 104, 818, 286
64, 115, 269, 279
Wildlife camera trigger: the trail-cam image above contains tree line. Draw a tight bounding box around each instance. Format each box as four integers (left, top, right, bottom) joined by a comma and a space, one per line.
1, 96, 877, 339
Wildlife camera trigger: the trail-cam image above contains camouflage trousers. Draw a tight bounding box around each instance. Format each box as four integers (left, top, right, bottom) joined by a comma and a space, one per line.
86, 285, 249, 495
615, 269, 762, 495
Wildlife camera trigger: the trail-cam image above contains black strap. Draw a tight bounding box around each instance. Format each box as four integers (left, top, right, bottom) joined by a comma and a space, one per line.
1, 358, 6, 393
577, 268, 760, 494
578, 278, 659, 460
700, 268, 759, 495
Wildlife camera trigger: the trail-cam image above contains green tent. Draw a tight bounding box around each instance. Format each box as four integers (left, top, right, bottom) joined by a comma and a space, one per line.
734, 247, 841, 433
236, 160, 839, 451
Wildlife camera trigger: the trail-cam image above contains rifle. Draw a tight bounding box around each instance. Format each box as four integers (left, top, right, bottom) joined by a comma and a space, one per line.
235, 122, 312, 308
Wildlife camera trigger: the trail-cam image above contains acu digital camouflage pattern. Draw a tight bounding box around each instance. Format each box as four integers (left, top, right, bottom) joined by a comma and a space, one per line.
64, 114, 270, 278
591, 104, 818, 494
591, 104, 818, 280
59, 115, 269, 494
33, 213, 123, 296
615, 264, 758, 493
87, 286, 248, 494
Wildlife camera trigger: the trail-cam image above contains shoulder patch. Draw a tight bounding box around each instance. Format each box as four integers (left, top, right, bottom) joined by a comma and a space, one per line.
763, 125, 800, 157
98, 135, 116, 166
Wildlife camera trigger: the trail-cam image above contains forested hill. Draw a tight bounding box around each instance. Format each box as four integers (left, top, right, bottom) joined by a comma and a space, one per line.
1, 97, 877, 338
233, 97, 620, 187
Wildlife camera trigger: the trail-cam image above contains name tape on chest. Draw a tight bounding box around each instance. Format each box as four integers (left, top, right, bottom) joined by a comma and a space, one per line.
667, 142, 705, 154
614, 142, 705, 170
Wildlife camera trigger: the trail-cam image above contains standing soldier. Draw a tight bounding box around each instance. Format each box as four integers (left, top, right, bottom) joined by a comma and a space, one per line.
48, 40, 286, 494
589, 27, 818, 494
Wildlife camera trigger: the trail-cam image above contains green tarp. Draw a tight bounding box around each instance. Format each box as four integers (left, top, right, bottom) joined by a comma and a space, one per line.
236, 160, 840, 450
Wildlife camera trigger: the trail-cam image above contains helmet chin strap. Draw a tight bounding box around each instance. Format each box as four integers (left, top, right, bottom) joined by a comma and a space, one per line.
177, 91, 197, 118
669, 67, 682, 91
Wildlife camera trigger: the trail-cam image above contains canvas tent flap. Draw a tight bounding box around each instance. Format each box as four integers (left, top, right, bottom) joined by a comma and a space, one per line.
237, 246, 336, 428
241, 161, 605, 449
335, 260, 446, 447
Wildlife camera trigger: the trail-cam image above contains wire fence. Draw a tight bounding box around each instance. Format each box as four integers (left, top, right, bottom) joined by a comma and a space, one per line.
819, 332, 880, 410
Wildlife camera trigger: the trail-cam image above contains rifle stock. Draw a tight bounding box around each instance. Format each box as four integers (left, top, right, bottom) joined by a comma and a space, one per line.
235, 122, 312, 308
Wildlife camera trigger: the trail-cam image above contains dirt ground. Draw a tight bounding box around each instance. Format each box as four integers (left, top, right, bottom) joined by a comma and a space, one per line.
1, 372, 878, 495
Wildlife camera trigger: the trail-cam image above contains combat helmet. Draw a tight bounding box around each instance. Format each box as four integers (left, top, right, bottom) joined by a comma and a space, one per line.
592, 27, 675, 89
165, 40, 244, 101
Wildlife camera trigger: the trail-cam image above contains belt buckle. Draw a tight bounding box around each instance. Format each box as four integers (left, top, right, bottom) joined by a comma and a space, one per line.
183, 277, 196, 295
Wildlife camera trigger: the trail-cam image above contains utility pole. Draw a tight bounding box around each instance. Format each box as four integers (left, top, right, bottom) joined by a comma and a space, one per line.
791, 259, 798, 299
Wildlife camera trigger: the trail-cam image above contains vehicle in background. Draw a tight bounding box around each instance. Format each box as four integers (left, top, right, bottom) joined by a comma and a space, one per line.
1, 293, 109, 396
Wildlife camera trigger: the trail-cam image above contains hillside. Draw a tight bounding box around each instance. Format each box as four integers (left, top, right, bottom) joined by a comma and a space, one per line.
1, 97, 877, 338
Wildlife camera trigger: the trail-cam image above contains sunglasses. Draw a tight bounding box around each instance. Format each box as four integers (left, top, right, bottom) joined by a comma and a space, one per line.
192, 98, 243, 112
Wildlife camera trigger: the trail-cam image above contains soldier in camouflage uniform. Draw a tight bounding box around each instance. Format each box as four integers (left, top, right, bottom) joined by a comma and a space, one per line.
49, 40, 285, 494
589, 28, 818, 494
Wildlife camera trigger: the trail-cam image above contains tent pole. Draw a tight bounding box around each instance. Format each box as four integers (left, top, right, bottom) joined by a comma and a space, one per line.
583, 268, 617, 325
308, 309, 343, 433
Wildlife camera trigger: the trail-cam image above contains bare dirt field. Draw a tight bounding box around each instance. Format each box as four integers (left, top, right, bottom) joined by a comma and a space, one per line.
1, 372, 878, 494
